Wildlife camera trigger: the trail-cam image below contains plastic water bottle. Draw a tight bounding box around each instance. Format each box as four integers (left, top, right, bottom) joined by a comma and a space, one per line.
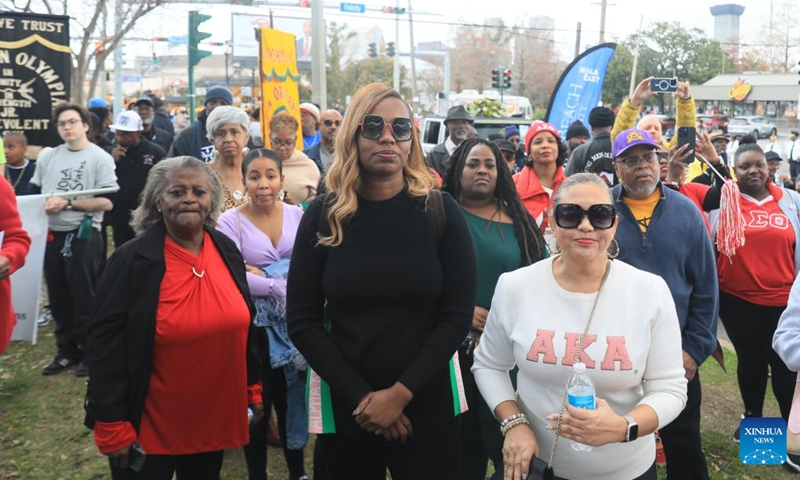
567, 362, 595, 452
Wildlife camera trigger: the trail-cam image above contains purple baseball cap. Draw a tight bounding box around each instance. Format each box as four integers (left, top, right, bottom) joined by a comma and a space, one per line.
612, 128, 662, 159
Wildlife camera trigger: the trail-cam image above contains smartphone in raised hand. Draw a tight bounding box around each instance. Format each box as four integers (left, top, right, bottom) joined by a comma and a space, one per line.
677, 127, 696, 163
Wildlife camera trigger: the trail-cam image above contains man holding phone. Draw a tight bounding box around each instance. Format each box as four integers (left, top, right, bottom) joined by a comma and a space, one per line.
611, 76, 697, 152
611, 128, 717, 480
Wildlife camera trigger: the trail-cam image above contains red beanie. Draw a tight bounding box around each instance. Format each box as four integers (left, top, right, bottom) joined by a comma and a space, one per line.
525, 121, 561, 153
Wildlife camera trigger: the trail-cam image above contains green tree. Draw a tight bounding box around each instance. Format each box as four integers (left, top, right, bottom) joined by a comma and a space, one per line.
326, 22, 356, 106
342, 57, 410, 101
602, 22, 734, 112
601, 43, 635, 106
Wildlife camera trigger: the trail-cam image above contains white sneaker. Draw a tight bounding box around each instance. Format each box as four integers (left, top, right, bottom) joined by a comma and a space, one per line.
37, 307, 53, 326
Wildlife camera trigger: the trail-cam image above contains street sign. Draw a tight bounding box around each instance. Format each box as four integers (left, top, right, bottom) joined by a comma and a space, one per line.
122, 75, 142, 82
340, 2, 365, 13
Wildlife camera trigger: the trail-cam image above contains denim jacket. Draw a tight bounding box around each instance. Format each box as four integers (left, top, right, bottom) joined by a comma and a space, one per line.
253, 258, 309, 449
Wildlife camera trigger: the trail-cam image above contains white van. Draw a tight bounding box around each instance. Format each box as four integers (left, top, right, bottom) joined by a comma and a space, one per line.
420, 116, 535, 154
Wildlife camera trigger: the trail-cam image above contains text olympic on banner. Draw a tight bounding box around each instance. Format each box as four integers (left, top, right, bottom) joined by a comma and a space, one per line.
545, 43, 617, 140
0, 12, 71, 147
258, 27, 303, 152
10, 187, 119, 345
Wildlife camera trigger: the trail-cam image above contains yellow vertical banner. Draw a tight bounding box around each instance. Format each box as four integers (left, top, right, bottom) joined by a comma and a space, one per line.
259, 27, 303, 151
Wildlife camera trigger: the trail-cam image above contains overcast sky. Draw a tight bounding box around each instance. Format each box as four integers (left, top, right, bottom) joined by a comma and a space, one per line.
97, 0, 784, 63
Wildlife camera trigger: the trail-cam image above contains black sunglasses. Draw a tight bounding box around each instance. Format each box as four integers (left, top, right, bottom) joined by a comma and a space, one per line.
554, 204, 616, 230
323, 119, 341, 127
359, 114, 413, 142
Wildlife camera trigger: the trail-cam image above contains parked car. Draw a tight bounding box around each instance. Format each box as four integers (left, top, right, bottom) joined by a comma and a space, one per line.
697, 115, 730, 133
727, 116, 777, 139
420, 116, 535, 154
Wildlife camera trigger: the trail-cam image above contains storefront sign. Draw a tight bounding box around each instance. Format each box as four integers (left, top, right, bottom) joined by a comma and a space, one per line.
728, 78, 751, 102
0, 12, 71, 147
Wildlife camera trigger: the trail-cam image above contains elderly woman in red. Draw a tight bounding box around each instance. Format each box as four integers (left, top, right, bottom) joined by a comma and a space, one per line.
0, 177, 31, 355
513, 121, 568, 252
84, 156, 265, 480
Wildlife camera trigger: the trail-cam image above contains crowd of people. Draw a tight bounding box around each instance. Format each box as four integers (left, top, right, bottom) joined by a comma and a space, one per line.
2, 76, 800, 480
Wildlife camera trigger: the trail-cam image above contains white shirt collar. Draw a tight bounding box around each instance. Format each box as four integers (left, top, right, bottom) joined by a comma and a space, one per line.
445, 136, 458, 155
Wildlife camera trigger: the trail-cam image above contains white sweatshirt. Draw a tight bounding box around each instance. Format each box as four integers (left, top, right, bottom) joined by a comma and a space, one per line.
472, 257, 687, 480
773, 274, 800, 371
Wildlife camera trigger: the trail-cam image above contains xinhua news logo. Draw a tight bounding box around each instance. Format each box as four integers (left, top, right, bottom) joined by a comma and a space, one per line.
739, 417, 787, 465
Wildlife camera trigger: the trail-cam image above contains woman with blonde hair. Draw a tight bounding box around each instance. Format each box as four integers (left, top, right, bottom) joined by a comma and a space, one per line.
287, 83, 477, 479
268, 114, 320, 205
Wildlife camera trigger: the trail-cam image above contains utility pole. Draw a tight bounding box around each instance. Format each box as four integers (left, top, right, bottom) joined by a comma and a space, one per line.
393, 0, 400, 91
628, 16, 643, 98
408, 0, 417, 109
311, 0, 326, 109
574, 22, 581, 58
113, 0, 123, 118
598, 0, 607, 44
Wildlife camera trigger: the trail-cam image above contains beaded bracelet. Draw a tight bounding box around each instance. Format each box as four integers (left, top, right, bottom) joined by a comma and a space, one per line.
501, 417, 530, 436
499, 413, 529, 436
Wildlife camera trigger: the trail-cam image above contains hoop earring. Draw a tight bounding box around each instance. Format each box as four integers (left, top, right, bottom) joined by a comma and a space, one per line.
607, 238, 620, 259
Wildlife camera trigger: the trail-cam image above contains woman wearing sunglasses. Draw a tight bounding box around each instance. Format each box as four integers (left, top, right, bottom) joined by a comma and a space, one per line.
441, 138, 548, 479
287, 83, 476, 479
513, 121, 569, 253
268, 114, 320, 205
473, 173, 687, 480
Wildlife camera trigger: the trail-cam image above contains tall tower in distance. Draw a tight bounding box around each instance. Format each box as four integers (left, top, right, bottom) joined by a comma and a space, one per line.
710, 4, 745, 46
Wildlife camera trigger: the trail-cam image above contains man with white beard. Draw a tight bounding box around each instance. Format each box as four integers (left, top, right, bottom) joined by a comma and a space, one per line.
426, 105, 473, 178
134, 96, 173, 154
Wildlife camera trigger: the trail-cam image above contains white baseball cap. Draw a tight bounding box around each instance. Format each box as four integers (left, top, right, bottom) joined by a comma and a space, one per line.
110, 111, 143, 132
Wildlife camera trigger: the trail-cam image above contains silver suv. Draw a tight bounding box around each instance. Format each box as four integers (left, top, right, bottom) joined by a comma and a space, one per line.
727, 116, 777, 139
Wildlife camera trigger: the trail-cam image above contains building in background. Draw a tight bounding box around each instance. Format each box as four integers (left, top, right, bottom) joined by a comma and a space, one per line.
710, 4, 745, 46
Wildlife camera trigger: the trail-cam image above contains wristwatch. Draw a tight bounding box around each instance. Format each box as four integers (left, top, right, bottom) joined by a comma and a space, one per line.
65, 199, 73, 210
622, 415, 639, 442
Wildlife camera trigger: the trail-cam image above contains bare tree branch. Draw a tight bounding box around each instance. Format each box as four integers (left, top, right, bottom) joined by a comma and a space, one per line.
81, 0, 163, 102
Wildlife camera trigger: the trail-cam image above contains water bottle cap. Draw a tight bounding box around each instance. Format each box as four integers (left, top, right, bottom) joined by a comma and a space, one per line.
573, 362, 587, 373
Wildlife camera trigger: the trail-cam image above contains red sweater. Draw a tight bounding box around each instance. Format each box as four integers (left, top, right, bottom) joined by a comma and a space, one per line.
0, 179, 31, 354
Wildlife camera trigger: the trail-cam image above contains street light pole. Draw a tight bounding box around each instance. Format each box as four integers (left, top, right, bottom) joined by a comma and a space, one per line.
113, 0, 124, 117
311, 0, 327, 109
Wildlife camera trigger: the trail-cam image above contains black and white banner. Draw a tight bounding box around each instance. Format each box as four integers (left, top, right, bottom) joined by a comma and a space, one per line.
0, 12, 71, 147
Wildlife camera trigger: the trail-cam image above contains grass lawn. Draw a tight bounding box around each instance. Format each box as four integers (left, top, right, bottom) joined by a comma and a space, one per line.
0, 327, 796, 479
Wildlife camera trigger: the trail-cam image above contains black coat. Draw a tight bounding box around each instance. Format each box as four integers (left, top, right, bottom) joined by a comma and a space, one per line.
425, 142, 451, 178
83, 221, 265, 432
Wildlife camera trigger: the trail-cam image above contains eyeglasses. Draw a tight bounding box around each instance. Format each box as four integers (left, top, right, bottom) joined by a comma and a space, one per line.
359, 114, 413, 142
57, 118, 81, 129
616, 151, 659, 169
323, 119, 341, 127
270, 138, 296, 149
553, 204, 616, 230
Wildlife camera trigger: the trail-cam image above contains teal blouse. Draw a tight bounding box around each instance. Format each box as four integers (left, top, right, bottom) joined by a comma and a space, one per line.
462, 208, 526, 309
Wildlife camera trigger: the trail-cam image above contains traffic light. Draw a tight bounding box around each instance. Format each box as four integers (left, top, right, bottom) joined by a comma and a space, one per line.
386, 42, 395, 57
491, 69, 502, 89
188, 11, 212, 68
382, 6, 406, 13
503, 69, 512, 89
368, 43, 377, 58
797, 61, 800, 86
